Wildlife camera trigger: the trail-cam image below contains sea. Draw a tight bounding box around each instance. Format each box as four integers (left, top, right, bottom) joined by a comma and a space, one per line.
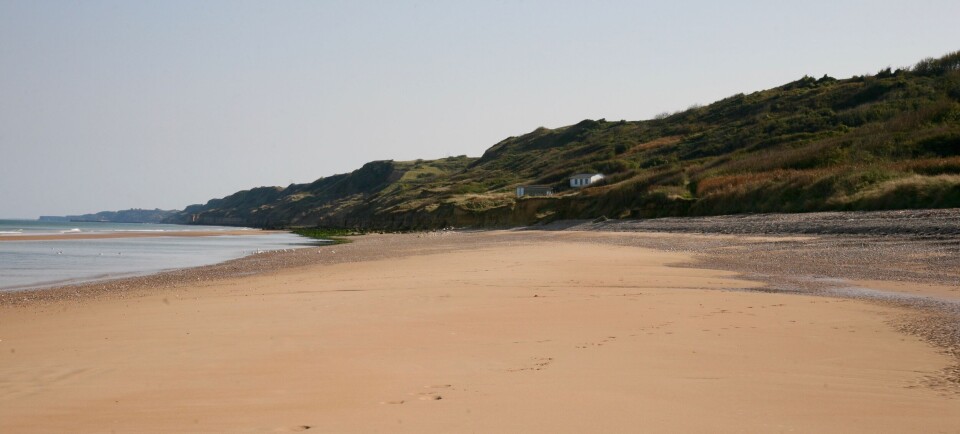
0, 219, 316, 291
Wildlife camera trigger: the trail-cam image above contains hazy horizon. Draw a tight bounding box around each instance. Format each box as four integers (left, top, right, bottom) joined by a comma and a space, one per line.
2, 0, 959, 218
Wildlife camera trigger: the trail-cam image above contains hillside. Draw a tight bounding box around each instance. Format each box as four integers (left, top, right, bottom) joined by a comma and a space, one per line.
165, 51, 960, 229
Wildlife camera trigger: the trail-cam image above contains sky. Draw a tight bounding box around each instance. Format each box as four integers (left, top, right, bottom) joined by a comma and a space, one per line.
1, 1, 959, 218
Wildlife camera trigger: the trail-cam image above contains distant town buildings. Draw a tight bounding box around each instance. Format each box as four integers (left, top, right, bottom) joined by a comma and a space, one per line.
515, 173, 605, 198
570, 173, 605, 188
515, 185, 554, 198
189, 215, 245, 225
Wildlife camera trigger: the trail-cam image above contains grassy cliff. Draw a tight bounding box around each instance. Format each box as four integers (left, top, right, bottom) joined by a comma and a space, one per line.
166, 51, 960, 229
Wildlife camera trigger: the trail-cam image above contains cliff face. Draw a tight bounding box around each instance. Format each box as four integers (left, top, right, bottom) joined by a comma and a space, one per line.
166, 52, 960, 230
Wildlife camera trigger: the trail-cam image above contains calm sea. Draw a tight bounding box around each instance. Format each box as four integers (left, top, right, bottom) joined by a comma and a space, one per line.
0, 219, 316, 291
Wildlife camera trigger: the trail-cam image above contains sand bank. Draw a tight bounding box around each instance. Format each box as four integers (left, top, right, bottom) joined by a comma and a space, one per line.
0, 229, 274, 242
1, 231, 957, 433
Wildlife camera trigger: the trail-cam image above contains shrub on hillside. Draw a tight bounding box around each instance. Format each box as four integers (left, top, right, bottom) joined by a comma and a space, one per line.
913, 51, 960, 76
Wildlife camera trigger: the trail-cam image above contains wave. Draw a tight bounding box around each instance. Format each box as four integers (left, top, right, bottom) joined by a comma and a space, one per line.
0, 229, 24, 234
59, 228, 82, 234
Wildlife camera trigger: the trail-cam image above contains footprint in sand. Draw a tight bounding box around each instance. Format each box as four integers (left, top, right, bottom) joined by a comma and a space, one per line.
418, 392, 443, 401
273, 425, 311, 432
419, 384, 448, 400
577, 335, 618, 349
381, 384, 451, 404
508, 357, 553, 371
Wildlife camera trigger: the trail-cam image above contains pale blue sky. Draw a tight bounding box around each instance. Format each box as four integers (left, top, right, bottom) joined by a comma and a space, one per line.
1, 0, 958, 217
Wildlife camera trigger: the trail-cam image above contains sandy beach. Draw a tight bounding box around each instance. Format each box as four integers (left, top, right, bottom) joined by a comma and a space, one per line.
1, 230, 958, 433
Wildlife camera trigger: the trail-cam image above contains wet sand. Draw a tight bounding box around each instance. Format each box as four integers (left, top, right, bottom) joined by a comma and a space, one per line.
850, 279, 960, 302
0, 230, 274, 242
1, 231, 958, 433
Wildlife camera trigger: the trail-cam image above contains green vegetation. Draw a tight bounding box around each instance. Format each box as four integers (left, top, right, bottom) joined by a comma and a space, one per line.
166, 51, 960, 230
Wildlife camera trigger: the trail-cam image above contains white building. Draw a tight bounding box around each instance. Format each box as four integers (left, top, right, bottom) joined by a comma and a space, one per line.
570, 173, 605, 188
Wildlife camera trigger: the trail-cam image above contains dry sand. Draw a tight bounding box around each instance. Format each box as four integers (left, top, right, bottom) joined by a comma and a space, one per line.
1, 231, 958, 433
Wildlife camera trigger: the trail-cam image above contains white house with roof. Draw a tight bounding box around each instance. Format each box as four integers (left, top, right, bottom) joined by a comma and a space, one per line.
570, 173, 605, 188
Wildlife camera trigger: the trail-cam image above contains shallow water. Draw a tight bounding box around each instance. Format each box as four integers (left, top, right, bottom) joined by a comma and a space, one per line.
0, 222, 314, 291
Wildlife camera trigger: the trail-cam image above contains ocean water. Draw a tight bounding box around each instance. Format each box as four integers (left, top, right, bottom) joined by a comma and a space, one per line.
0, 220, 316, 291
0, 219, 247, 235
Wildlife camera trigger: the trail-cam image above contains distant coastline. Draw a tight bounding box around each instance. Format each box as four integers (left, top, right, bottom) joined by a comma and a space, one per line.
38, 208, 178, 224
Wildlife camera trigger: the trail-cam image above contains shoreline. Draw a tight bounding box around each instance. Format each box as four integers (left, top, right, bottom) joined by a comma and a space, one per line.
0, 229, 277, 242
2, 229, 959, 432
4, 229, 958, 352
4, 229, 959, 342
0, 229, 301, 295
